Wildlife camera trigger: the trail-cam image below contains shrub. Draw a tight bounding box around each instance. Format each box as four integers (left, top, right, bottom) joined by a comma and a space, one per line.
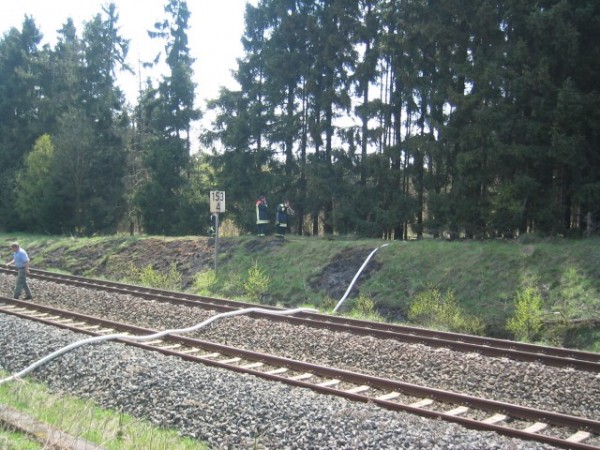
193, 269, 218, 295
551, 266, 594, 319
506, 286, 543, 342
354, 295, 375, 315
350, 294, 385, 322
125, 263, 182, 291
243, 261, 270, 302
543, 266, 598, 345
320, 296, 337, 313
408, 287, 484, 335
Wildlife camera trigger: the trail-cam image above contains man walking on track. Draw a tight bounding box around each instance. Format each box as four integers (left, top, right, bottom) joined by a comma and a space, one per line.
7, 242, 32, 300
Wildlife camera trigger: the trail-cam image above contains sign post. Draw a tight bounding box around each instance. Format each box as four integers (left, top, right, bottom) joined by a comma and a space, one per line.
209, 191, 226, 273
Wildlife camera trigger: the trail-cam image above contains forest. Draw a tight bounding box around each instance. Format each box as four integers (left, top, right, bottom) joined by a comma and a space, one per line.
0, 0, 598, 239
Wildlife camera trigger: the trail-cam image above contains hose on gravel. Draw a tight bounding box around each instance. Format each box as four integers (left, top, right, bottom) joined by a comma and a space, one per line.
0, 306, 316, 385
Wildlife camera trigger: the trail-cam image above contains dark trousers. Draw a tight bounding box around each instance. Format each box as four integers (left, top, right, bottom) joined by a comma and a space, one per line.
276, 224, 287, 236
14, 269, 32, 299
257, 223, 268, 236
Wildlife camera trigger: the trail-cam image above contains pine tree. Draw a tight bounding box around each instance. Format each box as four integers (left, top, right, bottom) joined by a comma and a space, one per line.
136, 0, 200, 235
0, 17, 43, 228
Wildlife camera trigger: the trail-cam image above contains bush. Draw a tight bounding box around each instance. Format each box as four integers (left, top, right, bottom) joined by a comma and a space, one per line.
243, 261, 270, 302
551, 266, 595, 319
319, 296, 337, 312
542, 266, 598, 345
124, 263, 182, 291
193, 269, 218, 295
348, 295, 385, 322
506, 286, 543, 342
408, 287, 484, 335
354, 295, 376, 315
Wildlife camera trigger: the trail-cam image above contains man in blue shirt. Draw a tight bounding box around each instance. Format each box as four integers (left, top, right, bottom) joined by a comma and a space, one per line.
7, 242, 32, 300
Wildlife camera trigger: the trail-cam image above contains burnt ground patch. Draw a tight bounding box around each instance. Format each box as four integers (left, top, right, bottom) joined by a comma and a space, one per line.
96, 238, 224, 289
28, 237, 381, 299
30, 238, 220, 289
307, 246, 381, 302
243, 236, 287, 253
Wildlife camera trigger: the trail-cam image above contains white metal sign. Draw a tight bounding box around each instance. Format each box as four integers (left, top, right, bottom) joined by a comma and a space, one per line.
210, 191, 226, 213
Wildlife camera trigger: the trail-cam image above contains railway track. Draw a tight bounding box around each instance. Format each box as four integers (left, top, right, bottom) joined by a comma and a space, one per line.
1, 297, 599, 450
3, 266, 599, 372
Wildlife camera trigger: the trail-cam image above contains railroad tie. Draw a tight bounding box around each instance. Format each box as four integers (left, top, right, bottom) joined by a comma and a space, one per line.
345, 385, 370, 394
219, 357, 242, 364
266, 368, 288, 375
522, 422, 548, 433
566, 430, 591, 443
289, 373, 314, 381
481, 413, 508, 424
179, 348, 201, 354
317, 379, 341, 388
240, 362, 264, 369
446, 406, 470, 416
409, 398, 434, 408
377, 392, 400, 401
156, 343, 182, 350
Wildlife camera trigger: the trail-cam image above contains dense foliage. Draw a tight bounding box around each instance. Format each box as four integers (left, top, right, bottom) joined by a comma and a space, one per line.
0, 0, 598, 238
206, 0, 600, 238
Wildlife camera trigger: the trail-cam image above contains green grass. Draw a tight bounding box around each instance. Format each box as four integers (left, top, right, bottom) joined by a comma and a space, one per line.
359, 239, 600, 323
0, 374, 207, 449
0, 428, 42, 450
217, 236, 600, 344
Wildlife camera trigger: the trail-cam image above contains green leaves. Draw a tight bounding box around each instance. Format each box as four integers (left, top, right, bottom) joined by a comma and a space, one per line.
506, 286, 543, 343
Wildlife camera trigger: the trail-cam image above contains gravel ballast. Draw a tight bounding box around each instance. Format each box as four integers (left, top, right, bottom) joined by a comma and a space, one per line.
1, 315, 555, 449
1, 274, 597, 448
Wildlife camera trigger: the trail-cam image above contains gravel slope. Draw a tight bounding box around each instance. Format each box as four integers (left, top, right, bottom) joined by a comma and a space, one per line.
1, 316, 555, 449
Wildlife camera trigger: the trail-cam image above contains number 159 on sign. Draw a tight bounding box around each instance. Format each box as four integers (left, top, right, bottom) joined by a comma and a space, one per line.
210, 191, 226, 213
